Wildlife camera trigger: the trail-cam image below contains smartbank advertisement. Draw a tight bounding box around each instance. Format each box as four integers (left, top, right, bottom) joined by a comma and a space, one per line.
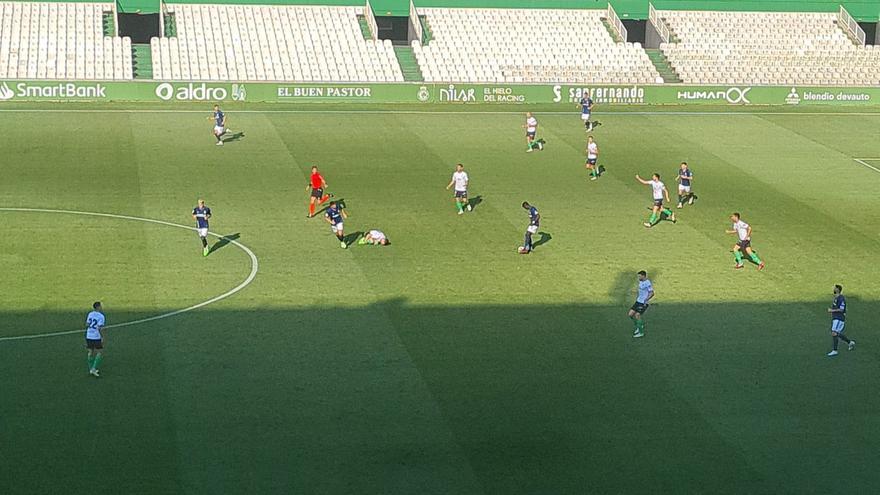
1, 81, 879, 106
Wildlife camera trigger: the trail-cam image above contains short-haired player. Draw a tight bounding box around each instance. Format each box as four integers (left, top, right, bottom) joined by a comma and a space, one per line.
725, 213, 765, 270
307, 165, 332, 218
585, 136, 601, 181
627, 271, 653, 338
358, 229, 389, 246
208, 104, 227, 146
85, 301, 106, 377
676, 162, 695, 209
192, 199, 212, 257
445, 163, 471, 215
635, 173, 675, 227
579, 91, 594, 132
523, 112, 543, 152
519, 201, 540, 254
827, 284, 855, 356
325, 201, 349, 249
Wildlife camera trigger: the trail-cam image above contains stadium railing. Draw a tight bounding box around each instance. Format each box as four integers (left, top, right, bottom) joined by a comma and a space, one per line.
838, 5, 866, 45
648, 3, 670, 44
364, 0, 378, 41
409, 0, 422, 46
606, 3, 627, 43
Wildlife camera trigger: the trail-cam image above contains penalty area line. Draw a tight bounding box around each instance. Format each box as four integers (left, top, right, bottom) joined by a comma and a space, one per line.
853, 158, 880, 174
0, 207, 259, 343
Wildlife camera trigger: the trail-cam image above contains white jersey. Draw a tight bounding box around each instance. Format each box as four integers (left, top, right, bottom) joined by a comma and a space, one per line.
526, 117, 537, 132
369, 230, 386, 242
650, 180, 665, 200
451, 171, 469, 192
85, 310, 105, 340
587, 142, 598, 159
637, 280, 654, 304
732, 220, 750, 241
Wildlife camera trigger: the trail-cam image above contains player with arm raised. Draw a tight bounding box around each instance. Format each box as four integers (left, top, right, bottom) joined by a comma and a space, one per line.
445, 163, 471, 215
636, 173, 675, 227
192, 199, 212, 257
725, 212, 765, 270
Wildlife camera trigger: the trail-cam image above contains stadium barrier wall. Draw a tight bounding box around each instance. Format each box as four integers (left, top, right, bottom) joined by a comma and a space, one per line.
1, 80, 880, 106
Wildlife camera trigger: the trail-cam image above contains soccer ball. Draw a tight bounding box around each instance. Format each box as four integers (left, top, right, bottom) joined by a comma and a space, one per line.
517, 246, 527, 254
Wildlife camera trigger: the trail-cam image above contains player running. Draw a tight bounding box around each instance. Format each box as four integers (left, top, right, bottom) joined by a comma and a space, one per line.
523, 112, 543, 152
518, 201, 540, 254
726, 213, 765, 270
358, 229, 389, 246
627, 271, 653, 338
85, 301, 106, 377
676, 162, 695, 208
192, 199, 212, 257
585, 136, 601, 180
636, 173, 675, 227
579, 91, 594, 132
325, 201, 349, 249
306, 165, 332, 218
208, 104, 228, 146
445, 163, 471, 215
827, 284, 855, 356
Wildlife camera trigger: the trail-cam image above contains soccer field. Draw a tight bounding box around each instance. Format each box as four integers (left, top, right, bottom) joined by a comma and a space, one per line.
1, 103, 879, 494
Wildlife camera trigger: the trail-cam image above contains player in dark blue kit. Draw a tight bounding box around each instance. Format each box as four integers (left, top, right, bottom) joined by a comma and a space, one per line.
578, 92, 594, 132
192, 199, 212, 256
324, 201, 349, 249
827, 284, 855, 356
518, 201, 540, 254
208, 104, 228, 146
676, 162, 695, 209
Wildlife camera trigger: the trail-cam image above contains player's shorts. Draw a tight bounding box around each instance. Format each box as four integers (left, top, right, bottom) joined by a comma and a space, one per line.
331, 222, 343, 233
526, 131, 536, 138
653, 199, 664, 207
581, 113, 591, 121
311, 188, 324, 199
197, 227, 208, 238
214, 125, 225, 135
454, 190, 467, 198
831, 320, 846, 333
630, 302, 649, 315
85, 338, 103, 350
527, 225, 538, 234
736, 239, 752, 250
678, 185, 691, 193
587, 158, 597, 166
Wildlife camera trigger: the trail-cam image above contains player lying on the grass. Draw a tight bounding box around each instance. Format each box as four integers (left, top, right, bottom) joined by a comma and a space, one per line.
85, 301, 106, 377
518, 201, 540, 254
208, 104, 229, 146
446, 163, 471, 215
627, 271, 653, 339
325, 201, 348, 249
358, 229, 389, 246
725, 212, 765, 270
585, 135, 603, 181
192, 199, 212, 257
635, 173, 676, 227
523, 112, 544, 152
579, 91, 594, 132
676, 162, 695, 208
306, 165, 333, 218
827, 284, 855, 357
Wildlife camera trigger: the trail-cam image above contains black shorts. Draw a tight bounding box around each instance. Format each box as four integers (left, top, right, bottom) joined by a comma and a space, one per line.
311, 188, 324, 199
736, 239, 751, 250
587, 158, 597, 165
85, 338, 103, 350
653, 199, 664, 208
454, 190, 467, 198
630, 302, 649, 314
526, 131, 536, 138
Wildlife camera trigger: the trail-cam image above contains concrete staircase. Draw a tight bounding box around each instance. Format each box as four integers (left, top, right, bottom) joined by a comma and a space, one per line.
393, 46, 424, 82
132, 44, 153, 79
645, 48, 682, 83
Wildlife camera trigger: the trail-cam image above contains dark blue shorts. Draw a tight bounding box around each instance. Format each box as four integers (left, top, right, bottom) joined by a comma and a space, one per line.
85, 338, 103, 350
630, 302, 649, 314
653, 199, 664, 207
311, 188, 324, 199
587, 158, 597, 165
454, 190, 467, 198
527, 131, 536, 138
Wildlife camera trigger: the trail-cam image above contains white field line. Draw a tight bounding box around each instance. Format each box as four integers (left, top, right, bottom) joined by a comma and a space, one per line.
853, 158, 880, 174
0, 108, 878, 116
0, 208, 259, 342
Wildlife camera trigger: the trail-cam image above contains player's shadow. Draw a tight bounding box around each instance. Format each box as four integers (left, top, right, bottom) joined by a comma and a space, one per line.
532, 231, 552, 249
343, 231, 364, 247
222, 132, 245, 143
587, 121, 603, 130
468, 195, 483, 211
209, 233, 241, 254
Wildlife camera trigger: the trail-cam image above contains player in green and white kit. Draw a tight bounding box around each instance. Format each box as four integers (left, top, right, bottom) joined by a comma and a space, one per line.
445, 163, 471, 215
627, 271, 653, 338
636, 173, 675, 227
84, 301, 106, 377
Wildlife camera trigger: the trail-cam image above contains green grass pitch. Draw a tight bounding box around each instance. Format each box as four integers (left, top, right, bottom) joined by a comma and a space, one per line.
0, 103, 879, 494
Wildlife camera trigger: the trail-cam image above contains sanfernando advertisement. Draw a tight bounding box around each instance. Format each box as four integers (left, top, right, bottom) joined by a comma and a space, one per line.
1, 80, 879, 106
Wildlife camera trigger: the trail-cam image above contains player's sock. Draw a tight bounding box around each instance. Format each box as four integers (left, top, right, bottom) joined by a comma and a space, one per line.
637, 320, 645, 333
734, 251, 743, 264
319, 195, 330, 205
524, 232, 532, 250
87, 354, 95, 371
93, 354, 102, 371
748, 252, 762, 264
648, 213, 658, 225
309, 203, 315, 216
838, 334, 851, 343
832, 335, 839, 351
215, 134, 222, 142
201, 237, 208, 248
662, 208, 673, 216
456, 201, 464, 213
678, 194, 684, 205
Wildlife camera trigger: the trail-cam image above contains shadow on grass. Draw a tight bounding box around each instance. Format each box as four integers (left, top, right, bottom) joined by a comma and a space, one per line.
532, 231, 552, 249
222, 131, 245, 143
209, 232, 241, 255
467, 195, 483, 211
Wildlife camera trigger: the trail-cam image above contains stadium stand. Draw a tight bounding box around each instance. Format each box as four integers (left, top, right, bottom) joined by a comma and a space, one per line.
659, 11, 880, 86
151, 5, 404, 82
0, 1, 132, 80
413, 8, 662, 84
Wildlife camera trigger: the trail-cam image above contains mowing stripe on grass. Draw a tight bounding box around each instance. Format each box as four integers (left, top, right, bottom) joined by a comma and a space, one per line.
0, 207, 259, 342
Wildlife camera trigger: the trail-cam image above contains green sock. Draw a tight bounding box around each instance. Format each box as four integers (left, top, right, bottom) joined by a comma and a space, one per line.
662, 208, 673, 216
87, 354, 95, 370
734, 251, 743, 263
648, 213, 658, 224
456, 202, 463, 212
93, 354, 103, 371
749, 252, 762, 264
637, 320, 645, 332
678, 195, 683, 204
591, 168, 598, 177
